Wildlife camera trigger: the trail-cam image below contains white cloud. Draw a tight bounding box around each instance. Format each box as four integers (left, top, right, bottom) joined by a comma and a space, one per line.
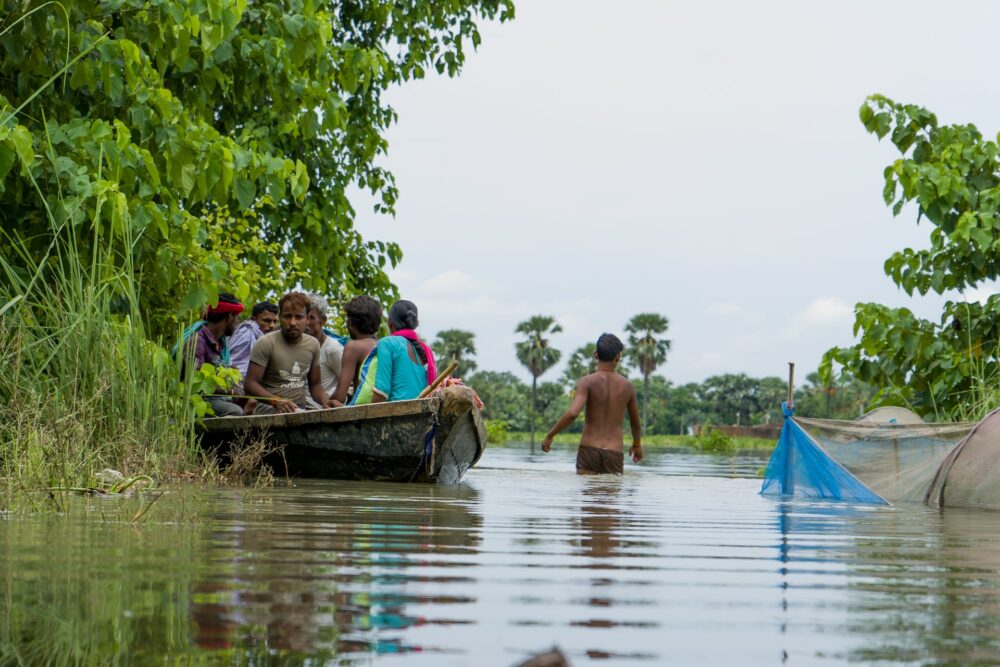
796, 297, 854, 327
387, 268, 421, 286
420, 269, 478, 294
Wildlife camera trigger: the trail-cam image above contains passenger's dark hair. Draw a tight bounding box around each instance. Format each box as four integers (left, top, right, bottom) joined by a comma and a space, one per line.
595, 333, 624, 362
344, 295, 383, 335
252, 301, 278, 317
205, 293, 240, 323
387, 300, 419, 330
279, 291, 311, 315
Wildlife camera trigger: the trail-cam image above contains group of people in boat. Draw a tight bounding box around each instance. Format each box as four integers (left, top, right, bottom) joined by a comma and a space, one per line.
184, 290, 436, 417
188, 290, 642, 476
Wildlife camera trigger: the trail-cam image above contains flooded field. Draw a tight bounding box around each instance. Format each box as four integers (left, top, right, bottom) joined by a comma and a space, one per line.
4, 445, 1000, 665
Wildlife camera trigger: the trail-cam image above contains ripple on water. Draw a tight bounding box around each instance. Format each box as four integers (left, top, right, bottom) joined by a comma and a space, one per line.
4, 447, 1000, 665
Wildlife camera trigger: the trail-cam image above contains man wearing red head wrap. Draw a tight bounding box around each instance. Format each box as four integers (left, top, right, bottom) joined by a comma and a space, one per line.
190, 292, 245, 417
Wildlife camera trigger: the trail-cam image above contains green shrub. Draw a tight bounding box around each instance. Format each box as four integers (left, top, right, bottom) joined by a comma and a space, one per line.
484, 419, 510, 445
697, 427, 735, 454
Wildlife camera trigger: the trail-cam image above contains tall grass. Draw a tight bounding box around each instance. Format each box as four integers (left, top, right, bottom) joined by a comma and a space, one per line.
0, 165, 203, 512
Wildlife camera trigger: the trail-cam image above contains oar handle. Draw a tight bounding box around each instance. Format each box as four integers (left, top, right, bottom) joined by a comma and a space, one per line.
418, 359, 459, 399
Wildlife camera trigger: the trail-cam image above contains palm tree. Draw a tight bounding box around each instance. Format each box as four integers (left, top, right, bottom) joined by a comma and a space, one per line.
515, 315, 562, 450
431, 329, 478, 378
625, 313, 671, 433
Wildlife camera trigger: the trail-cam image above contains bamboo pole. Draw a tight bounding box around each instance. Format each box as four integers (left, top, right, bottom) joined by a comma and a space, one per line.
787, 362, 795, 408
418, 359, 459, 399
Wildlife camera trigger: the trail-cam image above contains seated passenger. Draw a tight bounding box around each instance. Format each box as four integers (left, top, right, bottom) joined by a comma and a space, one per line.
367, 300, 437, 404
228, 301, 279, 389
244, 291, 336, 414
184, 293, 244, 417
304, 293, 344, 409
330, 295, 382, 406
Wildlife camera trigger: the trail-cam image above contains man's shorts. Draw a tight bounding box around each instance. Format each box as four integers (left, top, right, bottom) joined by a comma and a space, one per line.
576, 445, 624, 475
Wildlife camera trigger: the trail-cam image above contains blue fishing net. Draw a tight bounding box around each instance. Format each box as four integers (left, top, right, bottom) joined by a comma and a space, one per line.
761, 403, 888, 504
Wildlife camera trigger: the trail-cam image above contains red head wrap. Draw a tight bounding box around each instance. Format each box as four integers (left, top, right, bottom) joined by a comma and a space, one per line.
207, 300, 244, 317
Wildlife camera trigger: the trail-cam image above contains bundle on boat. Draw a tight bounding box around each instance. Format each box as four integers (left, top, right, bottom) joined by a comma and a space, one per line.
760, 405, 1000, 510
198, 385, 486, 484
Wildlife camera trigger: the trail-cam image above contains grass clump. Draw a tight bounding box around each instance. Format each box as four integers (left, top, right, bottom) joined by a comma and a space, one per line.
695, 427, 735, 453
0, 199, 206, 513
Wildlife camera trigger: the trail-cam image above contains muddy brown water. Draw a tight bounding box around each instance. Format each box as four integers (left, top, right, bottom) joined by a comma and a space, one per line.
4, 445, 1000, 665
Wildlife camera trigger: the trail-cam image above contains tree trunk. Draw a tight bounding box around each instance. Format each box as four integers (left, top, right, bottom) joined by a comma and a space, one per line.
642, 372, 649, 434
530, 375, 537, 453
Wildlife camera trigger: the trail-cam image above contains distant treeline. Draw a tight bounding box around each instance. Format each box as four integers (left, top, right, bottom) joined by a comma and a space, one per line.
432, 327, 876, 435
467, 369, 875, 435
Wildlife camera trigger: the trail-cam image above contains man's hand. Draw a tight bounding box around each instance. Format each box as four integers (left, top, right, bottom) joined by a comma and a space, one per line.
273, 398, 298, 414
541, 435, 553, 453
322, 398, 339, 409
630, 443, 643, 463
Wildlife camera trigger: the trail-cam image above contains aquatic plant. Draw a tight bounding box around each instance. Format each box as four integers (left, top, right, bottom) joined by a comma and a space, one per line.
484, 419, 510, 444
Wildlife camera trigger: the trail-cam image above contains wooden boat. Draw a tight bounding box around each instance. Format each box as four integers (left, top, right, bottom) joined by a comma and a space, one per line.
198, 385, 486, 484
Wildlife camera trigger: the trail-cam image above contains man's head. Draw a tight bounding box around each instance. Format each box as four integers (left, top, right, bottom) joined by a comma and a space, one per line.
387, 300, 419, 333
252, 301, 279, 333
278, 291, 311, 343
205, 293, 244, 337
595, 333, 624, 364
306, 293, 329, 339
344, 295, 383, 337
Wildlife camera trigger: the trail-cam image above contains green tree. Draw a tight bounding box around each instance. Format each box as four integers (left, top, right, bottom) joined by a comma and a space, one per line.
432, 329, 478, 378
467, 370, 529, 429
0, 0, 514, 338
515, 315, 562, 450
795, 371, 875, 420
823, 95, 1000, 417
625, 313, 671, 433
562, 343, 599, 388
562, 342, 630, 388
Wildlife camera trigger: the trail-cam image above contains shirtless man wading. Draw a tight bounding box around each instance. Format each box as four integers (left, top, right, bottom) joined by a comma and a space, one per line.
541, 333, 643, 474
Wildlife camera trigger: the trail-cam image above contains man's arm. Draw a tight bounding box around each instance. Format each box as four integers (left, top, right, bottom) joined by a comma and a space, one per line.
308, 364, 335, 408
627, 387, 643, 463
244, 362, 297, 413
541, 381, 589, 453
227, 327, 252, 378
330, 342, 362, 405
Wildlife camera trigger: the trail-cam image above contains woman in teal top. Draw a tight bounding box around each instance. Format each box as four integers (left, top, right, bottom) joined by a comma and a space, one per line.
370, 300, 437, 403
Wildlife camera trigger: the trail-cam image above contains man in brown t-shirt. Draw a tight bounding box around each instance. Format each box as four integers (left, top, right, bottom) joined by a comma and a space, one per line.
244, 291, 337, 414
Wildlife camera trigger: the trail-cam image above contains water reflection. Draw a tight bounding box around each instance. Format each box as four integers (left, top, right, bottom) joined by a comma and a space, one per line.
190, 481, 482, 661
11, 448, 1000, 665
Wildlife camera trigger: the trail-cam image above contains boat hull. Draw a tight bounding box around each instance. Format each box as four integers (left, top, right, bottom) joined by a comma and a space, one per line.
198, 386, 486, 484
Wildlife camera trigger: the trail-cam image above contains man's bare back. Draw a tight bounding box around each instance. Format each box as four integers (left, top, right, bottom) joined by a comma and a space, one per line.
578, 370, 638, 451
541, 334, 643, 472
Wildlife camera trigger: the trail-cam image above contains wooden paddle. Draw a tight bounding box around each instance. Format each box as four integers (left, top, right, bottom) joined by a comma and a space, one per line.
417, 359, 459, 399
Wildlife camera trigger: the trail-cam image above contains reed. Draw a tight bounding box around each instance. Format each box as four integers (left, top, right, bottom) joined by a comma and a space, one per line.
0, 162, 204, 512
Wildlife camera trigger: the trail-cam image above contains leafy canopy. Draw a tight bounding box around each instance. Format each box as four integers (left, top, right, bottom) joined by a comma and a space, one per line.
0, 0, 514, 337
824, 95, 1000, 416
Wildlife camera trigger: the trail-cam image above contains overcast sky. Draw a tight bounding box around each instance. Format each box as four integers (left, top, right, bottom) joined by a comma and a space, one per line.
355, 1, 1000, 385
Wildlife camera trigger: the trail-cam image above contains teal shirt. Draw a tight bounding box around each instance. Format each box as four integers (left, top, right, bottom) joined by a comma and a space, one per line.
373, 336, 428, 401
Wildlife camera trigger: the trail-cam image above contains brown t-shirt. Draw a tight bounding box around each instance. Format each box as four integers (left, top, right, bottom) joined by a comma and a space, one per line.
249, 331, 320, 405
